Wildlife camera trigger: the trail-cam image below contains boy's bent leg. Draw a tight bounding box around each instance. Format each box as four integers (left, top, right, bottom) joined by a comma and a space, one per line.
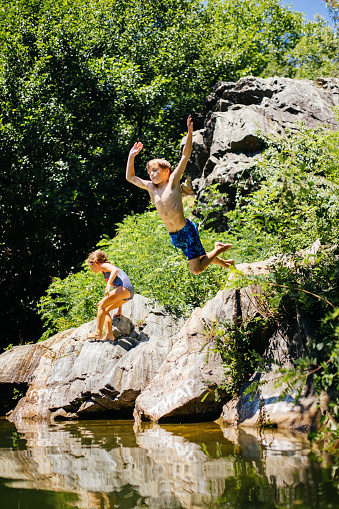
188, 242, 233, 275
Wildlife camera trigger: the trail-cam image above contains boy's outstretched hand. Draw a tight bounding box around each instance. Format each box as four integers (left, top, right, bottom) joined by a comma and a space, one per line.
129, 141, 143, 157
187, 114, 193, 134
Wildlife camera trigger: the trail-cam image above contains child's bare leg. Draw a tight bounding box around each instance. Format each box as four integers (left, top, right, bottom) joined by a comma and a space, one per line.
189, 242, 233, 275
87, 296, 106, 339
88, 298, 109, 339
101, 300, 127, 340
102, 299, 129, 341
87, 288, 130, 339
104, 312, 113, 340
112, 306, 122, 318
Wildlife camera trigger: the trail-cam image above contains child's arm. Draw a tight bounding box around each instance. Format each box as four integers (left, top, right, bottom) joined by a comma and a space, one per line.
126, 142, 151, 190
101, 262, 118, 296
171, 115, 193, 184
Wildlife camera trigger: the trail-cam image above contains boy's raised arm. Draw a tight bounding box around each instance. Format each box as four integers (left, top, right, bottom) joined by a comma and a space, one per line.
172, 115, 193, 183
126, 142, 150, 190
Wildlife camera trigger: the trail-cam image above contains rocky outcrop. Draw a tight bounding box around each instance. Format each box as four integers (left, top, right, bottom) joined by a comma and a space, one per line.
220, 318, 319, 430
133, 241, 323, 428
1, 295, 185, 422
182, 76, 339, 221
1, 284, 266, 425
133, 288, 322, 430
0, 274, 323, 429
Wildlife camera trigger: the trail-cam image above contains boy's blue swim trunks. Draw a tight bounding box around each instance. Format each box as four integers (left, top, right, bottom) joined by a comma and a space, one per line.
169, 219, 206, 260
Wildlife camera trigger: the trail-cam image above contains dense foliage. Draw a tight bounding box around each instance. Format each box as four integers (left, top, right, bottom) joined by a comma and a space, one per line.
38, 203, 232, 337
208, 123, 339, 451
1, 0, 338, 347
227, 125, 339, 259
217, 249, 339, 452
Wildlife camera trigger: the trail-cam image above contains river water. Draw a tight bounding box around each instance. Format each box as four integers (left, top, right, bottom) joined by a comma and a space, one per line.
0, 418, 338, 509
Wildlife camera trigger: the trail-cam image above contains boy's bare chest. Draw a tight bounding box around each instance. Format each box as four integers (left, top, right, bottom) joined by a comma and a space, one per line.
151, 185, 181, 210
149, 183, 186, 230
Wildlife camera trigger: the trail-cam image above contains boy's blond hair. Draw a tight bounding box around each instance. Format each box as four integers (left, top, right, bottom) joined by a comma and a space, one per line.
88, 249, 108, 265
146, 158, 172, 174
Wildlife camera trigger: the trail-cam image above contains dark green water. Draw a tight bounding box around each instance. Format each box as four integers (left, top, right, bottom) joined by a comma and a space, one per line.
0, 418, 338, 509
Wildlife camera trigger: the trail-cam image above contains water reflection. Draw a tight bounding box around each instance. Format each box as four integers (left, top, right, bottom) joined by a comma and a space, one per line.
0, 418, 337, 508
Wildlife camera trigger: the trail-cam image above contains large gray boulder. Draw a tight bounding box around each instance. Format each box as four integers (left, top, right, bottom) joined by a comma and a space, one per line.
134, 285, 268, 423
134, 243, 324, 428
133, 282, 321, 430
1, 295, 185, 422
182, 76, 339, 213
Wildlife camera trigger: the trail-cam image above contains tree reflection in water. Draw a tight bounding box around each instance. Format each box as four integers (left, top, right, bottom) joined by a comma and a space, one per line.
0, 419, 337, 508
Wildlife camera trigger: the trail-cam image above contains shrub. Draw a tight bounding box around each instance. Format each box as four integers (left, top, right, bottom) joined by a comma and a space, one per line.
228, 124, 339, 258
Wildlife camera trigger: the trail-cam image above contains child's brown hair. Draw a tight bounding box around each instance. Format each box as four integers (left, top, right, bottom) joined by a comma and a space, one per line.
87, 249, 108, 265
146, 158, 172, 174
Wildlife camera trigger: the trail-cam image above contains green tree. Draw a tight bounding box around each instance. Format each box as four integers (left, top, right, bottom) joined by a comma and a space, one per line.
205, 0, 307, 79
0, 0, 209, 346
323, 0, 339, 26
0, 0, 336, 348
290, 17, 339, 78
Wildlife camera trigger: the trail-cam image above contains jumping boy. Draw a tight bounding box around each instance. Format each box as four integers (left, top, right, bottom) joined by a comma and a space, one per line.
86, 250, 134, 341
126, 115, 234, 275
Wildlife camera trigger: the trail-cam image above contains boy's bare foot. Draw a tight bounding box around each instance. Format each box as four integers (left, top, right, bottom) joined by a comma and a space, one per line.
87, 332, 103, 340
215, 242, 232, 253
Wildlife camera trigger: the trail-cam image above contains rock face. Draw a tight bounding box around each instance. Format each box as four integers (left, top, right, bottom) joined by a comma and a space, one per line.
133, 289, 321, 431
220, 315, 319, 430
182, 76, 339, 219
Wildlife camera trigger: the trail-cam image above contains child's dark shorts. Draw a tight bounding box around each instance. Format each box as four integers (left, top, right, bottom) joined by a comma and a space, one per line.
169, 219, 206, 260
